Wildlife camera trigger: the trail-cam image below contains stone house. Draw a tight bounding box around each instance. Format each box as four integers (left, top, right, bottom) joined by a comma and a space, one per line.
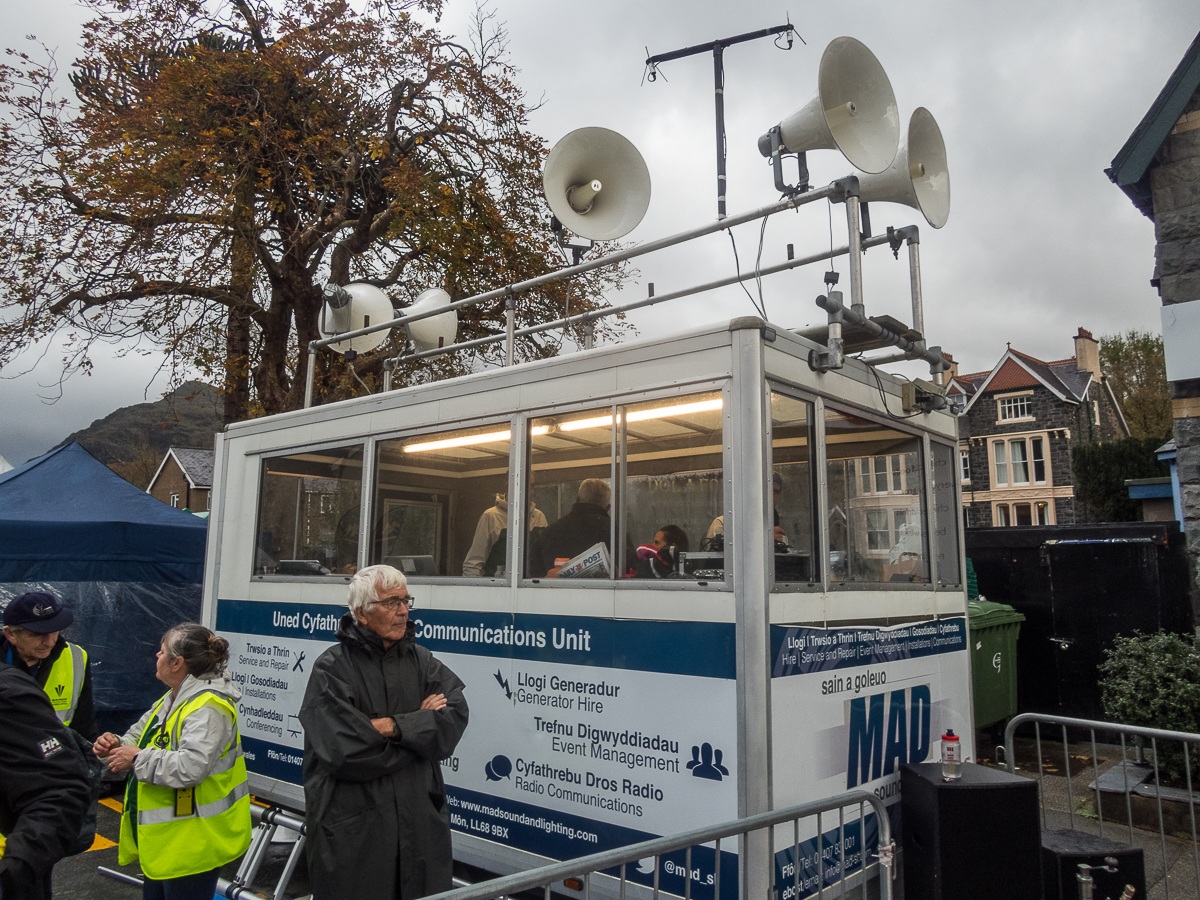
1107, 29, 1200, 612
946, 329, 1129, 528
147, 447, 214, 512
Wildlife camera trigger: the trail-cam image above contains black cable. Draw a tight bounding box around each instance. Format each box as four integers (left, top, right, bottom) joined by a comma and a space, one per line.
754, 215, 770, 320
727, 230, 767, 318
870, 365, 922, 420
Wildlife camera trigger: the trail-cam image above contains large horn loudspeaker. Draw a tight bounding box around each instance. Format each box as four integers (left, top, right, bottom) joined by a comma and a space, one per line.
757, 36, 899, 175
543, 127, 651, 241
404, 288, 458, 352
857, 107, 950, 229
319, 283, 395, 353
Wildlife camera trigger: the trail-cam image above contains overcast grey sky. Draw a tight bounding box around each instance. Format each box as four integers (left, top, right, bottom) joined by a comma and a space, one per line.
1, 0, 1197, 465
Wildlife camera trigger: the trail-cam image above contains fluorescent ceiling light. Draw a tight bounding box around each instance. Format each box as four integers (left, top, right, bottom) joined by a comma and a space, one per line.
558, 398, 722, 432
405, 430, 511, 453
404, 425, 550, 453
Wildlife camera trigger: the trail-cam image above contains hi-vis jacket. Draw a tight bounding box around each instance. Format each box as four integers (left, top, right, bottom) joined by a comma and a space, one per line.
0, 636, 97, 741
117, 671, 251, 880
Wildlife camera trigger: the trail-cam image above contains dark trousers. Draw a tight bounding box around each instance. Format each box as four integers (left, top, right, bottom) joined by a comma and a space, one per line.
141, 866, 221, 900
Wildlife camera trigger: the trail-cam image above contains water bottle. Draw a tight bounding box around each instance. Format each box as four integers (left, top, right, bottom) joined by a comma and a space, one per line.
941, 729, 961, 781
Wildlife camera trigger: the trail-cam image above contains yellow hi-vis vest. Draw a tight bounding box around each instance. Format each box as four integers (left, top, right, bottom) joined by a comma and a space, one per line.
44, 642, 87, 726
118, 690, 252, 879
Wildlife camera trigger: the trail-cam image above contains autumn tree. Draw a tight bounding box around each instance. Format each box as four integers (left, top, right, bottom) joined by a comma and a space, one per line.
0, 0, 627, 424
1099, 330, 1172, 441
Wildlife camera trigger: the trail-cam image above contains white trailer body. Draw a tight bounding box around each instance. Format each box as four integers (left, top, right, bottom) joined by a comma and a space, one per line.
203, 317, 970, 899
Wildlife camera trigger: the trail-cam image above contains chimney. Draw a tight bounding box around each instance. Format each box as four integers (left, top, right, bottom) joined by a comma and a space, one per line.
1074, 327, 1100, 379
941, 351, 959, 381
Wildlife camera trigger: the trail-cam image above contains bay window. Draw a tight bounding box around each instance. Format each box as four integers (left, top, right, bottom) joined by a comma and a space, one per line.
991, 436, 1048, 488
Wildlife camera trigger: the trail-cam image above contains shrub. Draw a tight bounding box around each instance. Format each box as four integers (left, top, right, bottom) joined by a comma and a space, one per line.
1072, 437, 1170, 523
1098, 631, 1200, 783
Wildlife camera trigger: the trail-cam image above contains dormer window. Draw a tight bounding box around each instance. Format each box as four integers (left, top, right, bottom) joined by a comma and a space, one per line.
998, 395, 1031, 420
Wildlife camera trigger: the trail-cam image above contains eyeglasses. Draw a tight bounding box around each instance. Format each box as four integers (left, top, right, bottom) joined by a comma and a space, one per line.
374, 594, 414, 612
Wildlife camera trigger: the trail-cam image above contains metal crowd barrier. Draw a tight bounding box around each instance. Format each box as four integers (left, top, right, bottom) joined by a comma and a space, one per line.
1004, 712, 1200, 900
423, 791, 894, 900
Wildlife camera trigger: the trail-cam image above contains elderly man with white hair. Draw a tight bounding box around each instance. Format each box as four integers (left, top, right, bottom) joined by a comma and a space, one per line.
299, 565, 468, 900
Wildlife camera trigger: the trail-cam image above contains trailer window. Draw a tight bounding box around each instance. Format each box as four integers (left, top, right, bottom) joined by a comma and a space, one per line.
254, 445, 364, 577
524, 390, 725, 581
824, 408, 928, 584
622, 392, 724, 580
372, 422, 513, 578
771, 393, 817, 583
525, 403, 617, 579
929, 442, 962, 586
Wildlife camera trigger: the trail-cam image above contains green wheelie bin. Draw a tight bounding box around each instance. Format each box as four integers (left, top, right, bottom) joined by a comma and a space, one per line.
967, 598, 1025, 728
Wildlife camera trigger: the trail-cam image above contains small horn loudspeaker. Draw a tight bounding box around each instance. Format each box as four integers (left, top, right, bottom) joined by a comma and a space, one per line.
543, 127, 651, 241
319, 283, 395, 353
757, 36, 900, 175
857, 107, 950, 228
404, 288, 458, 352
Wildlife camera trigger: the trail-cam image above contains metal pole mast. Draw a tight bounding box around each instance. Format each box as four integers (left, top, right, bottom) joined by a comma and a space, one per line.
646, 23, 796, 220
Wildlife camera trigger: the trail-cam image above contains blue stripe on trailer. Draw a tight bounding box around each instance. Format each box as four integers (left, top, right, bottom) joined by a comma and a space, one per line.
216, 600, 736, 679
770, 617, 967, 678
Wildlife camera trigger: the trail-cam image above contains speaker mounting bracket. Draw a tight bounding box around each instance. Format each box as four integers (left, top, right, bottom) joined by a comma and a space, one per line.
768, 128, 810, 197
550, 215, 594, 266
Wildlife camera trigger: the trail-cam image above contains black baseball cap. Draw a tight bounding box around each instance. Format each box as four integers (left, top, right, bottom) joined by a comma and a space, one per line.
3, 592, 74, 633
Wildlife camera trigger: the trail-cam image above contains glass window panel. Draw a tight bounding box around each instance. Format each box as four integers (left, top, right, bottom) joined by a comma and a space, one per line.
891, 455, 903, 492
771, 393, 816, 584
996, 504, 1010, 527
1013, 503, 1033, 526
874, 456, 888, 494
930, 442, 962, 586
825, 408, 928, 584
1036, 501, 1049, 525
622, 391, 725, 581
372, 422, 513, 578
866, 509, 889, 550
960, 449, 970, 483
994, 442, 1008, 486
255, 445, 364, 576
1010, 440, 1029, 484
860, 460, 871, 496
1032, 438, 1046, 483
527, 404, 616, 579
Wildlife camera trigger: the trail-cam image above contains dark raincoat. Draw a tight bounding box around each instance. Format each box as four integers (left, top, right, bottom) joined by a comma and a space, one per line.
300, 615, 468, 900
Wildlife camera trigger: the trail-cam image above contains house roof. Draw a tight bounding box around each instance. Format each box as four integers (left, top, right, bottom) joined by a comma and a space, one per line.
962, 347, 1092, 414
147, 447, 215, 494
1106, 30, 1200, 218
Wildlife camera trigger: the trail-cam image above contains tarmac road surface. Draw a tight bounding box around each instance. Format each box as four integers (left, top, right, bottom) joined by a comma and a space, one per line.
50, 790, 312, 900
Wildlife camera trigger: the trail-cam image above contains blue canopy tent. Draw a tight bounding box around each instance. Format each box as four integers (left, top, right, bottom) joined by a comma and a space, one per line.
0, 443, 208, 730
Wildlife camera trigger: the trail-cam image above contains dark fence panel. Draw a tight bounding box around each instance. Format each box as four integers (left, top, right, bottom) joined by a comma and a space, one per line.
965, 523, 1191, 720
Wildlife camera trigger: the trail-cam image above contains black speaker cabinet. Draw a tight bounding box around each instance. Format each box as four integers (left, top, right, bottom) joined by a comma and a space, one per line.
1041, 829, 1145, 900
901, 762, 1041, 900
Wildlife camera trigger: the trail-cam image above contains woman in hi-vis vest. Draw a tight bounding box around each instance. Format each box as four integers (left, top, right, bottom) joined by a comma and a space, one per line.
94, 623, 251, 900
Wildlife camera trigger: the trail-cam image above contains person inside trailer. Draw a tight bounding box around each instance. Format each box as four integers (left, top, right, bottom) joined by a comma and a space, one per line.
632, 524, 689, 578
528, 478, 616, 577
462, 494, 548, 577
702, 471, 789, 551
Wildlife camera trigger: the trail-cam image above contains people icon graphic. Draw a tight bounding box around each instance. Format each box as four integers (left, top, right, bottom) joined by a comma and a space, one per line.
686, 742, 729, 781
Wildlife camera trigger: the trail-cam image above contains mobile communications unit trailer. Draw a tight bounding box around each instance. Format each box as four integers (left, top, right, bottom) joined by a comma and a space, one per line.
202, 33, 969, 900
203, 315, 970, 896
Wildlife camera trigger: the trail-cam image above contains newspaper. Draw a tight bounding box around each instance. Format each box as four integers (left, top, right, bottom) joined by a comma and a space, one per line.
554, 542, 611, 578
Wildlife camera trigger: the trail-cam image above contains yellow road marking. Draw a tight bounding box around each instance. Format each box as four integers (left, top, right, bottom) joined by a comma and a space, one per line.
99, 797, 124, 813
88, 834, 118, 851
